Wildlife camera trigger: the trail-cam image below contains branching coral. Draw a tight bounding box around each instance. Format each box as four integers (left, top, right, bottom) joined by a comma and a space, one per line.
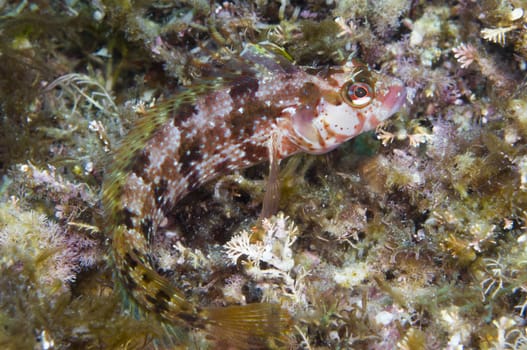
224, 213, 302, 307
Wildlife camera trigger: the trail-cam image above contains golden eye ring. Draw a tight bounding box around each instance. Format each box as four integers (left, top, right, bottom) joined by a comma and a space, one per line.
342, 81, 374, 108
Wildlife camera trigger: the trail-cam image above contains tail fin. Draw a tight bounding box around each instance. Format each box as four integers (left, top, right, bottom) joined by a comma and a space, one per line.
202, 303, 291, 349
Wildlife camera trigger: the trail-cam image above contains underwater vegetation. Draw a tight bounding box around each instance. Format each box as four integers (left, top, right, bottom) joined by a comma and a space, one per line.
1, 0, 527, 349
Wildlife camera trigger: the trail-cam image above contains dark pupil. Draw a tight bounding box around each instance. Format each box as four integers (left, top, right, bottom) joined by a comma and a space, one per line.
354, 86, 367, 98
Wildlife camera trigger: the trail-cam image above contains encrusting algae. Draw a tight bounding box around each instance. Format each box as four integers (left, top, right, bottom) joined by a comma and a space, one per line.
102, 43, 406, 348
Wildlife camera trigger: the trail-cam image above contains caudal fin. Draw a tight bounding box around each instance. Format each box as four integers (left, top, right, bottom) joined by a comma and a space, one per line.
202, 303, 291, 349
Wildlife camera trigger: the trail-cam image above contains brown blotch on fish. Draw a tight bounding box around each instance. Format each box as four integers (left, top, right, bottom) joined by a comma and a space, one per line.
228, 111, 252, 140
132, 248, 143, 260
159, 156, 180, 182
179, 139, 204, 175
154, 178, 174, 214
122, 208, 134, 229
127, 149, 150, 177
124, 252, 138, 269
241, 142, 268, 163
154, 178, 168, 204
142, 273, 152, 283
228, 99, 278, 140
145, 294, 170, 313
140, 217, 154, 240
213, 159, 231, 175
156, 290, 171, 302
122, 272, 138, 290
229, 75, 259, 107
173, 102, 198, 126
185, 171, 201, 192
298, 82, 321, 106
177, 312, 200, 324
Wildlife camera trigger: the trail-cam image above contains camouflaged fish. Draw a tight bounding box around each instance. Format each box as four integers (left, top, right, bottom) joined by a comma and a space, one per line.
102, 43, 406, 348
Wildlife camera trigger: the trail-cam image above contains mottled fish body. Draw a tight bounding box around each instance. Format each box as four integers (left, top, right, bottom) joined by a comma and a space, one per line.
103, 44, 406, 348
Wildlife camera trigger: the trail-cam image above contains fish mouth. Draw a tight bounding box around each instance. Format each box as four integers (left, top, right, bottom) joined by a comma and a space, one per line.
381, 85, 407, 116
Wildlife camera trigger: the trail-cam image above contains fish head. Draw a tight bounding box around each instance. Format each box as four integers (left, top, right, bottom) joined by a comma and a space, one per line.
284, 61, 406, 154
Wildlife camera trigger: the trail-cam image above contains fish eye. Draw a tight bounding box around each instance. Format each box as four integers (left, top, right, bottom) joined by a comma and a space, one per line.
342, 81, 374, 108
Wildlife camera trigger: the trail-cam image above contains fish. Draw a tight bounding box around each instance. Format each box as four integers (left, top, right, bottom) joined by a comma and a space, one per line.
102, 43, 406, 348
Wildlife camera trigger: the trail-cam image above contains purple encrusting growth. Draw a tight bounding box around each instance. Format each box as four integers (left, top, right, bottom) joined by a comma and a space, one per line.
103, 44, 406, 348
